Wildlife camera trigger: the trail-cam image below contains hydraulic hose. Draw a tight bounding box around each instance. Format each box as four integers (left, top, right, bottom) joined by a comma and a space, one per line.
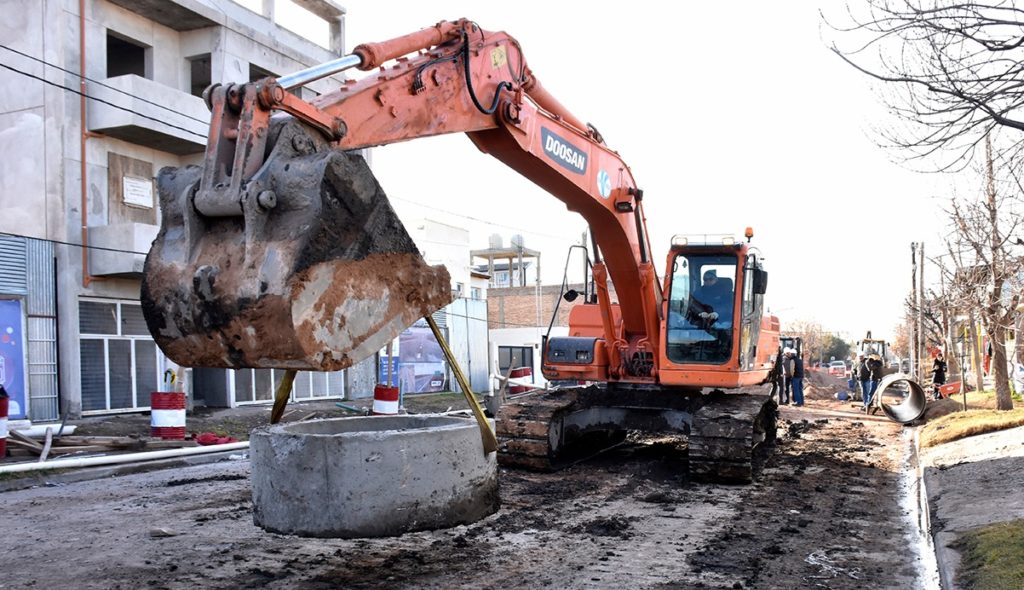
462, 33, 512, 115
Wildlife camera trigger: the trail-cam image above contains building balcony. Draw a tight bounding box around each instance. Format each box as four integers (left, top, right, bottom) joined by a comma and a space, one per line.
87, 75, 209, 155
105, 0, 219, 31
88, 223, 159, 278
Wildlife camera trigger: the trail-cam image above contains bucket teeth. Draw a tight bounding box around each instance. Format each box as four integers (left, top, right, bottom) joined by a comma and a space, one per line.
141, 120, 452, 370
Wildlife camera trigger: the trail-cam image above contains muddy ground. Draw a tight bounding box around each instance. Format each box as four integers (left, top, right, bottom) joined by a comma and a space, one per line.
0, 375, 925, 589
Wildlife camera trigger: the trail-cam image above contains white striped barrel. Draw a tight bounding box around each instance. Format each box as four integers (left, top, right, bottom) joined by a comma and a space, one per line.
150, 392, 186, 440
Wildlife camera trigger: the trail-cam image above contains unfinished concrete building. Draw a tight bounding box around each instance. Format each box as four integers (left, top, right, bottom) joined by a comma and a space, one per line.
0, 0, 372, 420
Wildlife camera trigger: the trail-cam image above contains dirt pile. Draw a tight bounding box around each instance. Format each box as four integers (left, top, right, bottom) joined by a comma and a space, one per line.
803, 371, 849, 400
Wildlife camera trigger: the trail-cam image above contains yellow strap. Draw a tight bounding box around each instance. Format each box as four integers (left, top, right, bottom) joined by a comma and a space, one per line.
270, 370, 297, 424
425, 315, 498, 454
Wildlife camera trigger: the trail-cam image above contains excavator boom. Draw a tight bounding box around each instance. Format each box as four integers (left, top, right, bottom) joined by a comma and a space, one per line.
142, 19, 655, 373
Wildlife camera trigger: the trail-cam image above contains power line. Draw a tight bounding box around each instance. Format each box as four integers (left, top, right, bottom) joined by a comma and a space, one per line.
0, 230, 563, 328
0, 61, 207, 141
0, 230, 149, 256
0, 44, 210, 126
0, 51, 585, 245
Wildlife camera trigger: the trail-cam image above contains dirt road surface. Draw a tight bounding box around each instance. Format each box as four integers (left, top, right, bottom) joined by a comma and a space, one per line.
0, 385, 926, 589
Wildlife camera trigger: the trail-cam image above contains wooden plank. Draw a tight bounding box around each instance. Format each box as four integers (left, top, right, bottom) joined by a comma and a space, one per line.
8, 430, 43, 451
139, 440, 198, 449
38, 427, 53, 462
7, 438, 43, 451
47, 445, 111, 454
47, 436, 138, 446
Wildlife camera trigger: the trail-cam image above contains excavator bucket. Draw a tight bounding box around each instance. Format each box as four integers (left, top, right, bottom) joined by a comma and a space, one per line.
141, 119, 452, 370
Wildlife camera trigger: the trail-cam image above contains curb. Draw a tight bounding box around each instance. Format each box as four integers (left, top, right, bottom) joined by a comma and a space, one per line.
913, 429, 951, 589
0, 450, 248, 493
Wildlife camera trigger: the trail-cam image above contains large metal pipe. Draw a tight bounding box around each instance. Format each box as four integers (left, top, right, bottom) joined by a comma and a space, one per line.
276, 54, 363, 90
872, 374, 927, 424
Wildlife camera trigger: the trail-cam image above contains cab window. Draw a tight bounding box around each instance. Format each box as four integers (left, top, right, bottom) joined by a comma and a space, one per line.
666, 253, 736, 364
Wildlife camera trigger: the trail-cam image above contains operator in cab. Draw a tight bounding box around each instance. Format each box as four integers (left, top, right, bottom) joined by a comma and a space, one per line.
688, 269, 733, 328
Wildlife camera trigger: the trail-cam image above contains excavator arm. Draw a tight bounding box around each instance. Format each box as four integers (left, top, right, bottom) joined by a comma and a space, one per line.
143, 19, 661, 377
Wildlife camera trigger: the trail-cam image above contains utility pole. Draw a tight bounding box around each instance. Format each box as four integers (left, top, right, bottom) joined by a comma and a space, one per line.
918, 242, 925, 378
910, 242, 918, 379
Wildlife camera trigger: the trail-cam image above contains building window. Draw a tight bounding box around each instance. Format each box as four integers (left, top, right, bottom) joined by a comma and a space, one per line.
79, 299, 165, 413
188, 54, 211, 98
498, 346, 534, 381
250, 63, 303, 98
232, 369, 345, 404
249, 63, 277, 82
106, 32, 150, 79
454, 282, 464, 297
470, 286, 482, 300
494, 271, 509, 288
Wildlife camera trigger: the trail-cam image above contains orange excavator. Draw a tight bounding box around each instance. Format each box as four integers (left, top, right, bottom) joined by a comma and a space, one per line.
142, 19, 779, 482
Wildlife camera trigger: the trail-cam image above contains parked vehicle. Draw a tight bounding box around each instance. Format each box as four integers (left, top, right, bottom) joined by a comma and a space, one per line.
828, 361, 846, 376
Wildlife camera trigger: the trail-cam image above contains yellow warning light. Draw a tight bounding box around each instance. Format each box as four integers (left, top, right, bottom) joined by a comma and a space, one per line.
744, 227, 754, 239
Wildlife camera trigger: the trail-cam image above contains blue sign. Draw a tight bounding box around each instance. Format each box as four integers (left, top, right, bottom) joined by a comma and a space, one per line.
0, 300, 26, 419
378, 356, 401, 392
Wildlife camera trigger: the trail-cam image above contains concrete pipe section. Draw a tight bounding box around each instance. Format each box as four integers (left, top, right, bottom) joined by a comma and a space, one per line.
251, 415, 499, 538
872, 374, 928, 424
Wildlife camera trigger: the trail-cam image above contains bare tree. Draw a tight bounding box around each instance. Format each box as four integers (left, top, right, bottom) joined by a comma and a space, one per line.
826, 1, 1024, 170
936, 137, 1023, 409
892, 318, 911, 358
905, 292, 947, 349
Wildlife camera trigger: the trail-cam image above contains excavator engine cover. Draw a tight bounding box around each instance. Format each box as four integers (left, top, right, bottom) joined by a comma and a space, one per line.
141, 118, 452, 370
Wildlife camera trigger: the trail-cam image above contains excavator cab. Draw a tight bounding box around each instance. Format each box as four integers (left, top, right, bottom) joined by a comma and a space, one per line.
659, 236, 770, 388
779, 336, 802, 358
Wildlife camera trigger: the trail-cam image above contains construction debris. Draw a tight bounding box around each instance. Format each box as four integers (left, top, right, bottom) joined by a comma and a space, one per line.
4, 432, 198, 461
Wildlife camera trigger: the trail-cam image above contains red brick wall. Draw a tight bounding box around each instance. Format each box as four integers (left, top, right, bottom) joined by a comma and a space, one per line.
487, 283, 617, 328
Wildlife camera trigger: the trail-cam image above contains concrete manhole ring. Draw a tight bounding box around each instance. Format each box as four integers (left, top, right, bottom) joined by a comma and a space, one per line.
251, 414, 499, 538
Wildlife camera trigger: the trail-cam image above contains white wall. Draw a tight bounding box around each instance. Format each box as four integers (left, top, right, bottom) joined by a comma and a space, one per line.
488, 326, 568, 389
410, 219, 471, 292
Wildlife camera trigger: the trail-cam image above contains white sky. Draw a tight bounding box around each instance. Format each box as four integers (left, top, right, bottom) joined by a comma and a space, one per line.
275, 1, 959, 342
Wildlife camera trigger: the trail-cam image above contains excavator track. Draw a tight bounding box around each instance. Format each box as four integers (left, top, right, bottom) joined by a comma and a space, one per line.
496, 385, 777, 483
689, 391, 778, 484
495, 389, 586, 471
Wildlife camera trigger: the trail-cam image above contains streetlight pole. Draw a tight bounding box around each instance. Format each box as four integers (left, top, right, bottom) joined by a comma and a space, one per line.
918, 242, 926, 379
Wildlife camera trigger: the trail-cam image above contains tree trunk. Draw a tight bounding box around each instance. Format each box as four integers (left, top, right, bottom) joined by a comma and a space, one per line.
968, 312, 985, 392
944, 304, 958, 376
990, 321, 1013, 410
1017, 312, 1024, 366
981, 134, 1011, 409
